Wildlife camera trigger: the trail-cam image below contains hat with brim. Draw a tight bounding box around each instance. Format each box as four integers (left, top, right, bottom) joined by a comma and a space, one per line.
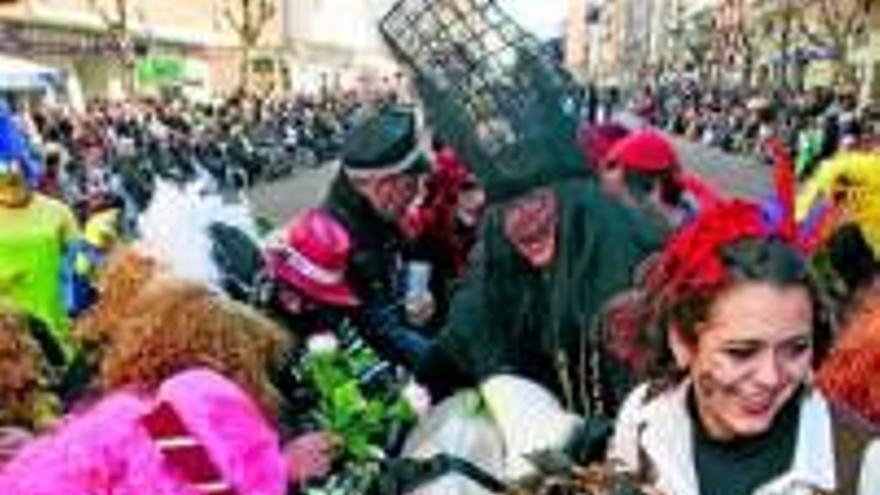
266, 209, 360, 308
342, 105, 430, 179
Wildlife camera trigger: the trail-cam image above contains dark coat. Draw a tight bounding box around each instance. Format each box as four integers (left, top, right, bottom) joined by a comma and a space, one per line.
322, 173, 417, 366
436, 178, 667, 413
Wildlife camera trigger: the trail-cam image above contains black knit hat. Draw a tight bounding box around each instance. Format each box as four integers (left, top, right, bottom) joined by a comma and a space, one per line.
341, 105, 430, 178
380, 0, 587, 202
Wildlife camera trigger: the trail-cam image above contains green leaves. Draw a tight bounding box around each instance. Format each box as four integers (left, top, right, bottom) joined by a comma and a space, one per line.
301, 344, 415, 463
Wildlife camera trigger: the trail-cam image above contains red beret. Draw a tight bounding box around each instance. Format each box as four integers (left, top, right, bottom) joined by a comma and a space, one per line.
605, 129, 678, 173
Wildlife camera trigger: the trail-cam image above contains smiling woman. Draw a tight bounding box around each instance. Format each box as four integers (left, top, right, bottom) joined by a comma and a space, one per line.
607, 200, 880, 495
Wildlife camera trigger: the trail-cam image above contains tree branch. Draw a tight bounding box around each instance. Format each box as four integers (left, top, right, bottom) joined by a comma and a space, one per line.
224, 4, 246, 39
88, 0, 117, 30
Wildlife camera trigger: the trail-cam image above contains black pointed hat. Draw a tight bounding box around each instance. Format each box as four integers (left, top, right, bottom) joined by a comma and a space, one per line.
380, 0, 587, 202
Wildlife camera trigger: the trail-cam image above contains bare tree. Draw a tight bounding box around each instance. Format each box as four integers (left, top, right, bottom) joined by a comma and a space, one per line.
681, 18, 715, 84
728, 5, 762, 91
224, 0, 277, 92
754, 0, 803, 92
89, 0, 143, 94
797, 0, 870, 88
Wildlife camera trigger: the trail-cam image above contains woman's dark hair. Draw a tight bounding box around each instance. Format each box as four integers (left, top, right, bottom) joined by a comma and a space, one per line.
649, 236, 831, 382
622, 169, 683, 207
827, 223, 878, 295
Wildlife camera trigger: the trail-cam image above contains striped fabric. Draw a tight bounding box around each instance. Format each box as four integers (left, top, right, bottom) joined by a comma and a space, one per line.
140, 401, 237, 495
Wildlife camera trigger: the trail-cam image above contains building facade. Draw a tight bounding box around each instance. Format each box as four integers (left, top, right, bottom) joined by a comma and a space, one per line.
280, 0, 399, 97
742, 0, 879, 101
0, 0, 287, 104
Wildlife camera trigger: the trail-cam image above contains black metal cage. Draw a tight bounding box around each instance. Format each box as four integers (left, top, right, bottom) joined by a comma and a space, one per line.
380, 0, 586, 200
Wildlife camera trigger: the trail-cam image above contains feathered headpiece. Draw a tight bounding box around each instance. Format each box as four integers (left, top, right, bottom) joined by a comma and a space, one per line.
645, 200, 773, 303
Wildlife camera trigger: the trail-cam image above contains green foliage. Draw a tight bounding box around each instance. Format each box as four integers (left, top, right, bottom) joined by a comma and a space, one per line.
300, 344, 415, 463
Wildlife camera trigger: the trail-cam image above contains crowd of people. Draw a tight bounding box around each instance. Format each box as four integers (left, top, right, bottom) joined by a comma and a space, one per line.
6, 90, 377, 227
2, 8, 880, 495
631, 81, 880, 178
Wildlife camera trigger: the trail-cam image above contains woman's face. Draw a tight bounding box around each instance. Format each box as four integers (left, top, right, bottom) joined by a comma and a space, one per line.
0, 161, 31, 207
276, 283, 318, 316
676, 282, 814, 440
503, 188, 558, 268
370, 172, 419, 221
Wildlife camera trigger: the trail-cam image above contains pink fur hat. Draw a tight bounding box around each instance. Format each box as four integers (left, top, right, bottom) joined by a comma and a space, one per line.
0, 368, 286, 495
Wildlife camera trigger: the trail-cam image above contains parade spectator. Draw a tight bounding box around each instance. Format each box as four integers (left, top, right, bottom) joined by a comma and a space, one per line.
796, 152, 880, 258
608, 200, 879, 495
320, 105, 436, 367
262, 208, 360, 337
602, 128, 720, 229
818, 285, 880, 426
402, 138, 483, 330
395, 150, 669, 411
0, 108, 80, 358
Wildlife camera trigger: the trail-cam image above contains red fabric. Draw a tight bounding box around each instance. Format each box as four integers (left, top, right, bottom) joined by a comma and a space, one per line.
404, 147, 474, 275
677, 171, 723, 211
141, 401, 237, 495
647, 200, 769, 301
606, 129, 678, 173
766, 138, 797, 242
577, 122, 630, 169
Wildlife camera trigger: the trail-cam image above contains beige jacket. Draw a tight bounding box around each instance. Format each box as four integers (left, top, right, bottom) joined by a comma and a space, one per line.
607, 382, 880, 495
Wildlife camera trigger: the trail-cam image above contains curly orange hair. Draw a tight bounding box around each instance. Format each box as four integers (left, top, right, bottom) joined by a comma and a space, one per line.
73, 247, 158, 348
73, 247, 292, 418
817, 287, 880, 424
95, 278, 290, 416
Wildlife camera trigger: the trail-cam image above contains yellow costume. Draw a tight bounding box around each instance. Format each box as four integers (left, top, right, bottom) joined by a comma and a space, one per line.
796, 152, 880, 256
0, 194, 80, 354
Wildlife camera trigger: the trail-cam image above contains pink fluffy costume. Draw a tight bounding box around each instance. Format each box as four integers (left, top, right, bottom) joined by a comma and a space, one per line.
0, 368, 286, 495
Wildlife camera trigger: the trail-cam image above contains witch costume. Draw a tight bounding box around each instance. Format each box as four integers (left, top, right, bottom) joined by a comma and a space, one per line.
378, 0, 667, 415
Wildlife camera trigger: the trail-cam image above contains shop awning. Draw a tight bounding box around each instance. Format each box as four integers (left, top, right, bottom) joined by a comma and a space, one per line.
137, 56, 185, 86
0, 53, 63, 90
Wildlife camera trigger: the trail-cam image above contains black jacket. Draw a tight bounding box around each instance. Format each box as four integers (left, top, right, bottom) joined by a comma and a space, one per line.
322, 174, 432, 370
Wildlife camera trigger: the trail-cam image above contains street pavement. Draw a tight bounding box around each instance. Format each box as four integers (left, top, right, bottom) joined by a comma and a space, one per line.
247, 162, 339, 225
248, 128, 774, 224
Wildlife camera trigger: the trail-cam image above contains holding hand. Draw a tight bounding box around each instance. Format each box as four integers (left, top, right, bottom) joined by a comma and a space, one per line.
285, 431, 338, 485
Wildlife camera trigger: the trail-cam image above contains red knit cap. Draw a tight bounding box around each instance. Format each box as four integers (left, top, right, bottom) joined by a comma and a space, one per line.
605, 129, 678, 173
